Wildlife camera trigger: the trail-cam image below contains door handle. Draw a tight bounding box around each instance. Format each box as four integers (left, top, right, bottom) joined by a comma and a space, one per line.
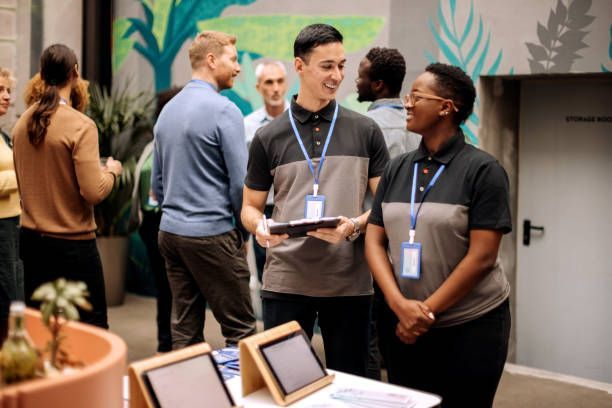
523, 219, 544, 246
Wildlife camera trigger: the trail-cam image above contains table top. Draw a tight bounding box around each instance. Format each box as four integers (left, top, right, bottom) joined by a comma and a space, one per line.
226, 369, 442, 407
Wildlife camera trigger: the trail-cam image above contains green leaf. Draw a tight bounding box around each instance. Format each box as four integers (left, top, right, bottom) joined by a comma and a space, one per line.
464, 17, 483, 66
472, 32, 491, 80
197, 16, 385, 61
437, 2, 458, 46
428, 18, 462, 66
459, 0, 474, 46
112, 19, 135, 73
487, 50, 503, 75
152, 0, 174, 52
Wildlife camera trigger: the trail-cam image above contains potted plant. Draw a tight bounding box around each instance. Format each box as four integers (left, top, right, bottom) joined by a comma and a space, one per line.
86, 81, 154, 306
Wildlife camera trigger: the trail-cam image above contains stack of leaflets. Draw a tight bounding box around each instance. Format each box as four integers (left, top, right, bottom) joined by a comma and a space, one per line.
212, 347, 240, 380
330, 388, 416, 408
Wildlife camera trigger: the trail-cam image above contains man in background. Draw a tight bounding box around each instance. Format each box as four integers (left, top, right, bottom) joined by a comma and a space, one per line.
243, 61, 289, 282
152, 31, 256, 349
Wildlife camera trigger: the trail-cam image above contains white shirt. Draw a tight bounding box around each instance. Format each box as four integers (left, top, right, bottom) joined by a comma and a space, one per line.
243, 100, 290, 148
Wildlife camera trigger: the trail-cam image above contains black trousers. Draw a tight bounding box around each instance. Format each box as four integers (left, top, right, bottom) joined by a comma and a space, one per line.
0, 216, 24, 341
263, 295, 371, 377
139, 211, 172, 352
20, 228, 108, 329
381, 298, 510, 408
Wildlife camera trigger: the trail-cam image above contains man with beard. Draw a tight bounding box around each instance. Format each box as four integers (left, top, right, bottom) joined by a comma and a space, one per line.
152, 31, 256, 349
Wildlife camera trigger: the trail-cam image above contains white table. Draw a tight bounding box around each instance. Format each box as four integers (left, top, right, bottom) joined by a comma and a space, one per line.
225, 369, 441, 407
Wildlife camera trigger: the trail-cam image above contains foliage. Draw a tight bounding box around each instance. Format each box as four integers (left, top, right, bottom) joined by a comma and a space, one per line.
426, 0, 509, 144
87, 81, 155, 236
525, 0, 595, 74
31, 279, 92, 369
198, 15, 385, 61
114, 0, 256, 91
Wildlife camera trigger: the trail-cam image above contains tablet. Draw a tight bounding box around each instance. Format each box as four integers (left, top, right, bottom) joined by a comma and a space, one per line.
269, 216, 342, 238
142, 353, 234, 408
258, 330, 327, 396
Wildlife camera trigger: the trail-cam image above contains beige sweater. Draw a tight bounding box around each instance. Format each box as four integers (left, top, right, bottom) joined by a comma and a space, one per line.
12, 104, 115, 239
0, 133, 20, 219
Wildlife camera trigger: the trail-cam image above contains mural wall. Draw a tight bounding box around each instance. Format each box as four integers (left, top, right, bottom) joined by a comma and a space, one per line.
113, 0, 611, 143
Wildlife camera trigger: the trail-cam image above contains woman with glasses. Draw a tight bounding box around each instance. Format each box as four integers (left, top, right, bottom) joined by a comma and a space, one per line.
365, 63, 511, 407
12, 44, 122, 328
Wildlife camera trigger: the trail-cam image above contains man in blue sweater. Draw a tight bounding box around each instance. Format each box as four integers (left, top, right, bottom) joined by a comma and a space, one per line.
152, 31, 256, 348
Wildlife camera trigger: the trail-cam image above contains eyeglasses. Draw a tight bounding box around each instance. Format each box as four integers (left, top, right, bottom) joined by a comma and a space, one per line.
404, 91, 459, 112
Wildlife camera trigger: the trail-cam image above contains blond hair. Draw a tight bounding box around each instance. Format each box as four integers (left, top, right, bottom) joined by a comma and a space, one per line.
189, 31, 236, 70
0, 67, 16, 88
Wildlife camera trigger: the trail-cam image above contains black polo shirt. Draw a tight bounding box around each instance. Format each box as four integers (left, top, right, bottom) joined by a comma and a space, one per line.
246, 98, 389, 297
369, 131, 511, 326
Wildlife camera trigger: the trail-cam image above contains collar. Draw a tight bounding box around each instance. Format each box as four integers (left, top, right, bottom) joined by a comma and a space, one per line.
414, 130, 466, 165
368, 97, 403, 111
188, 79, 217, 92
260, 100, 290, 124
290, 95, 337, 124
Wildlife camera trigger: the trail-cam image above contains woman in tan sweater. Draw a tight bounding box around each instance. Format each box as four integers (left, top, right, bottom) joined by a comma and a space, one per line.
0, 67, 23, 340
12, 44, 122, 328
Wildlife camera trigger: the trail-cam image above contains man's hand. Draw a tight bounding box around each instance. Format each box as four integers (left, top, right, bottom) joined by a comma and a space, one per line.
104, 157, 123, 177
306, 216, 353, 244
391, 298, 435, 344
255, 218, 288, 248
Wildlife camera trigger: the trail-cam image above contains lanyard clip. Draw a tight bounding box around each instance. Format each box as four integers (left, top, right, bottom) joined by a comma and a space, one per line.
409, 229, 416, 244
313, 184, 319, 196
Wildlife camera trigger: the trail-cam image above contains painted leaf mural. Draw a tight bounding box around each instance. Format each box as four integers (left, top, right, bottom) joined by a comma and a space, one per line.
197, 15, 385, 61
525, 0, 595, 74
426, 0, 509, 145
112, 18, 135, 74
114, 0, 256, 91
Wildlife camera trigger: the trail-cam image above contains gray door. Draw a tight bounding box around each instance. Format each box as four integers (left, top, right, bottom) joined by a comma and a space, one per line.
516, 77, 612, 382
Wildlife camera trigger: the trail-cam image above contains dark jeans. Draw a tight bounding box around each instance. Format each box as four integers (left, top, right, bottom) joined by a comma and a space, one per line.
0, 216, 24, 341
139, 211, 172, 352
381, 298, 511, 408
20, 228, 108, 329
263, 295, 371, 377
158, 229, 256, 348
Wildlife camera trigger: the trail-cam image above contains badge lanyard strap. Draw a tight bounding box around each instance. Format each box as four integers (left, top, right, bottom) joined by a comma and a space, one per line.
288, 102, 339, 196
409, 162, 445, 243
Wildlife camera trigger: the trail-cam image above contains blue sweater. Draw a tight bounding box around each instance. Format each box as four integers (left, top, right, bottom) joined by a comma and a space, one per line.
151, 80, 248, 238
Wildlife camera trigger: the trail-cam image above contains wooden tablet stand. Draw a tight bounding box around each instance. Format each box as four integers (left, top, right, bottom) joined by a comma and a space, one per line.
239, 321, 335, 406
128, 342, 239, 408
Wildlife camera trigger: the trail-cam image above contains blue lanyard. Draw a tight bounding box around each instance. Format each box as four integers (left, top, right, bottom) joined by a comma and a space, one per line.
410, 162, 445, 237
370, 103, 404, 111
288, 102, 339, 195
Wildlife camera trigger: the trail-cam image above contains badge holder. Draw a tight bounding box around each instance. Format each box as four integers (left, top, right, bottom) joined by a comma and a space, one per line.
400, 229, 421, 280
304, 184, 325, 219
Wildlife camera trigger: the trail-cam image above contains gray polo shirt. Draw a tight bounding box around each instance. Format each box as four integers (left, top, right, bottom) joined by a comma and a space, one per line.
369, 132, 511, 326
246, 98, 389, 298
366, 98, 421, 158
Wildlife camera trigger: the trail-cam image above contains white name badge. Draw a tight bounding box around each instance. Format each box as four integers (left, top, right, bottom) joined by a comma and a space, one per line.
399, 241, 421, 279
304, 195, 325, 219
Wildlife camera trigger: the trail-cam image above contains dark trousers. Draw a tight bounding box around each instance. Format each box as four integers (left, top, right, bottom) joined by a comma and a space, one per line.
20, 228, 108, 329
0, 216, 24, 341
381, 299, 511, 408
263, 295, 371, 377
139, 211, 172, 352
158, 229, 256, 348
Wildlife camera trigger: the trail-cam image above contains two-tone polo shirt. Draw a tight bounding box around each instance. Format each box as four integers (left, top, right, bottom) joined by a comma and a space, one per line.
369, 131, 511, 327
246, 98, 389, 298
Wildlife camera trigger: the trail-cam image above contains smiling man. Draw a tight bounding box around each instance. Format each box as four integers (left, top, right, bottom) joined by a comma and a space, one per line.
241, 24, 389, 376
152, 31, 256, 349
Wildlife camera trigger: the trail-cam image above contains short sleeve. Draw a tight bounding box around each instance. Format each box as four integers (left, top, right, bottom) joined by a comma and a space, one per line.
368, 162, 391, 227
367, 121, 390, 178
469, 160, 512, 233
245, 131, 273, 191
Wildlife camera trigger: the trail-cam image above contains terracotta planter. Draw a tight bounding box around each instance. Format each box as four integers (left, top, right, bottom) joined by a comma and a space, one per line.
0, 308, 127, 407
97, 236, 128, 307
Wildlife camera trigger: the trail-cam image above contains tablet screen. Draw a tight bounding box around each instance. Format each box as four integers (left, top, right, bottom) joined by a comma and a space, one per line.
143, 354, 234, 408
259, 331, 327, 395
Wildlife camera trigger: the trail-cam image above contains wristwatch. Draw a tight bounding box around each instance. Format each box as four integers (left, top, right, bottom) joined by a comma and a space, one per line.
345, 218, 361, 242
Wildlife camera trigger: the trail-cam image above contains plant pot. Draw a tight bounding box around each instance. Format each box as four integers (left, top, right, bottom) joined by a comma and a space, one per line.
96, 236, 128, 307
